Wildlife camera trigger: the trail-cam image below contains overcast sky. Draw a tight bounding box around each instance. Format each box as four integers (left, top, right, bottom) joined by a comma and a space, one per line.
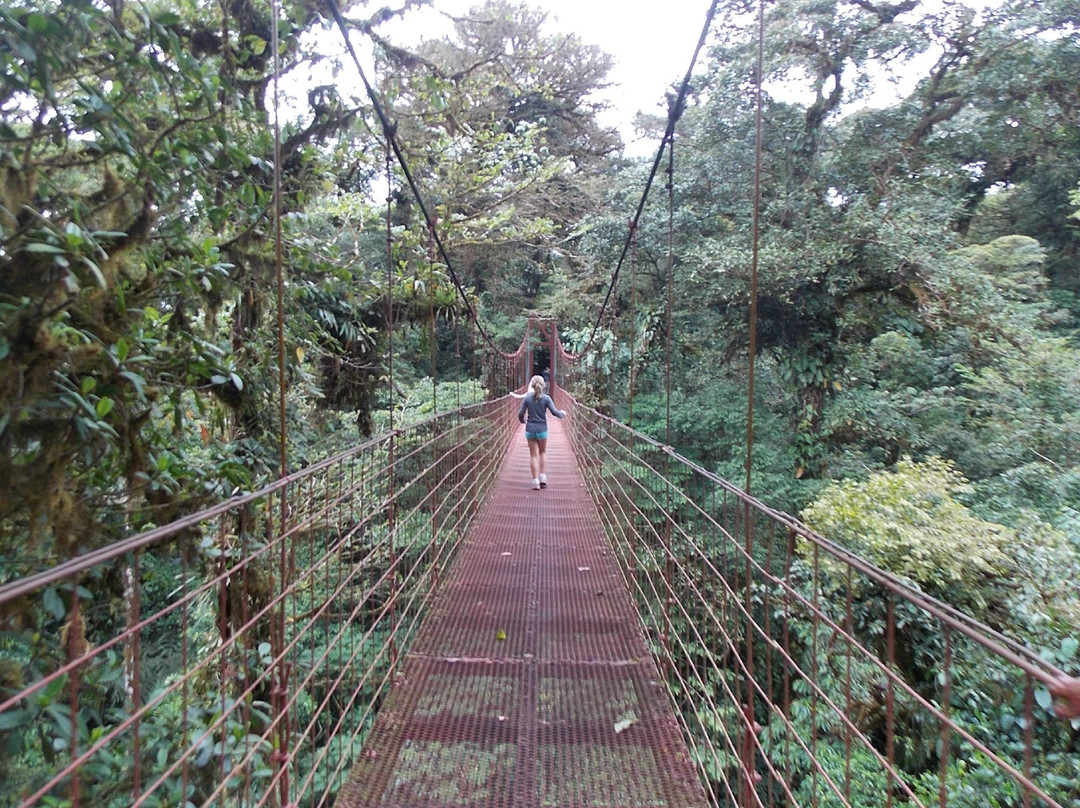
379, 0, 713, 153
368, 0, 1003, 155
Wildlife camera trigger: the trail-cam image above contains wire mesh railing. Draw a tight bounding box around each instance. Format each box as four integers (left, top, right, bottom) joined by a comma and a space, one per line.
561, 398, 1077, 808
0, 399, 519, 808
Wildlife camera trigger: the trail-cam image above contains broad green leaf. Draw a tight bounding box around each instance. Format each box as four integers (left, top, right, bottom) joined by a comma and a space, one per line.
42, 587, 65, 619
0, 709, 29, 731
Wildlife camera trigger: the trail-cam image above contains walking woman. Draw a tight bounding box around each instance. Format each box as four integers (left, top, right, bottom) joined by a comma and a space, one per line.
517, 374, 566, 490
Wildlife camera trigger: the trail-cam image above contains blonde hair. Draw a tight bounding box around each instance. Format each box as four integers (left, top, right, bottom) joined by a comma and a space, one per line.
528, 375, 545, 399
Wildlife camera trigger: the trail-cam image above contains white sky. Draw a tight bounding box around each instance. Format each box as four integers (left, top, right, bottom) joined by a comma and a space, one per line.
379, 0, 712, 154
358, 0, 1005, 157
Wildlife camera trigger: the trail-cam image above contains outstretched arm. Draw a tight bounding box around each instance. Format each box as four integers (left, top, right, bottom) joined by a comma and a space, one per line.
1050, 675, 1080, 719
546, 397, 566, 419
517, 398, 527, 423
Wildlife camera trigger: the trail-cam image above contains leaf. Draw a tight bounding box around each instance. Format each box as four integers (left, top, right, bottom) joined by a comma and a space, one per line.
42, 587, 65, 619
1062, 637, 1079, 659
96, 397, 114, 417
229, 372, 243, 391
24, 242, 65, 254
25, 12, 49, 33
81, 377, 96, 394
1035, 687, 1053, 711
295, 346, 305, 363
495, 629, 507, 641
80, 256, 107, 289
0, 709, 29, 731
614, 712, 638, 734
43, 674, 68, 702
118, 370, 145, 397
64, 221, 84, 247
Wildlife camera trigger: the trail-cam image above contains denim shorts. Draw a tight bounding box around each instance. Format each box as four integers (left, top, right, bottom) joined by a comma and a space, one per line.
525, 430, 548, 441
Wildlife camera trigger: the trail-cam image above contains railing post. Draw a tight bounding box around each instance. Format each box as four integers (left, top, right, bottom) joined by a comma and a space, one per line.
388, 429, 399, 683
123, 552, 142, 801
66, 575, 84, 808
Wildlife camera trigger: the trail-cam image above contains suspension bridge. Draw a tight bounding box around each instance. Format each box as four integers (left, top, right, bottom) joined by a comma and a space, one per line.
1, 322, 1076, 808
1, 0, 1077, 806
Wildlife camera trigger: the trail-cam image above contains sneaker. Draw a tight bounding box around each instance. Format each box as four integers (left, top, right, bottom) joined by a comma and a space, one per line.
532, 478, 541, 490
539, 474, 547, 488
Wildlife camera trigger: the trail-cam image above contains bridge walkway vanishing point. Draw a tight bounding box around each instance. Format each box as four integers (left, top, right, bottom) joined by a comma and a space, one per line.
337, 413, 709, 808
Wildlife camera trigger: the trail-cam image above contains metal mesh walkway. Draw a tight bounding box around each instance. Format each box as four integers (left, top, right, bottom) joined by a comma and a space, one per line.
338, 412, 709, 808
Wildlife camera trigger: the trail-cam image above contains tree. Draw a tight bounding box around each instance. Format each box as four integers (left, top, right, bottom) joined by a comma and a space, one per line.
0, 0, 413, 559
367, 0, 619, 328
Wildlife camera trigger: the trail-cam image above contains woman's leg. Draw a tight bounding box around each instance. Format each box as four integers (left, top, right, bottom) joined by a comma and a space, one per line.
537, 437, 548, 476
527, 438, 540, 480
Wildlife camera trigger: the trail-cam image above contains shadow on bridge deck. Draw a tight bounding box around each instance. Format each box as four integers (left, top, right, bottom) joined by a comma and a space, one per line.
338, 412, 708, 808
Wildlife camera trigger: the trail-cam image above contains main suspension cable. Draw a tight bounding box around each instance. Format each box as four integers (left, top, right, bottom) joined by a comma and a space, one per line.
325, 0, 506, 355
576, 0, 720, 358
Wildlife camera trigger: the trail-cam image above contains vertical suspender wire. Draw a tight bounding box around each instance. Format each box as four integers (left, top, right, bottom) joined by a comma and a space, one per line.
660, 132, 677, 690
628, 221, 638, 428
745, 0, 765, 497
269, 0, 292, 804
454, 311, 461, 411
664, 139, 675, 448
426, 220, 440, 593
385, 134, 399, 682
428, 221, 438, 415
743, 0, 767, 803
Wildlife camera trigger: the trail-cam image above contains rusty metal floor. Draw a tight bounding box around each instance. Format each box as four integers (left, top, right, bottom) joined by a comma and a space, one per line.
338, 414, 708, 808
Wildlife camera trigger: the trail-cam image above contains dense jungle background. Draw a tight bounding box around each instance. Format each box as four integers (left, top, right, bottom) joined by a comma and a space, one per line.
1, 0, 1078, 804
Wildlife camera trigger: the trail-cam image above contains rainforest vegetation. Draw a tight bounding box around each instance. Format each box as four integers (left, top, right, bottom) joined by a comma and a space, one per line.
1, 0, 1077, 804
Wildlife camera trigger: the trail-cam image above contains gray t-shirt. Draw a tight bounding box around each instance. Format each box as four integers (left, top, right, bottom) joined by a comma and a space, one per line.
517, 393, 565, 433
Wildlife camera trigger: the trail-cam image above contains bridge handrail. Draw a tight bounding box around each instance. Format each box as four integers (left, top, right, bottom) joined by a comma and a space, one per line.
0, 397, 510, 605
558, 392, 1076, 807
567, 403, 1064, 687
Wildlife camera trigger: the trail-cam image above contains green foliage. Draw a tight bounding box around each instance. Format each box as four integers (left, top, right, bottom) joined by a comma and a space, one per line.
802, 457, 1010, 607
790, 743, 891, 808
912, 750, 1022, 808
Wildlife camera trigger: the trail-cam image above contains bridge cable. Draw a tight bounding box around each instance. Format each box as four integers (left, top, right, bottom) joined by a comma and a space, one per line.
268, 0, 294, 802
428, 222, 438, 414
745, 0, 765, 498
664, 132, 675, 449
741, 0, 768, 799
574, 0, 720, 359
325, 0, 506, 356
628, 220, 638, 428
384, 128, 403, 678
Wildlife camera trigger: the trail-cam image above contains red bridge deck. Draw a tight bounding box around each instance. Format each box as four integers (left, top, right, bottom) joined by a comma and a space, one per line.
338, 414, 709, 808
